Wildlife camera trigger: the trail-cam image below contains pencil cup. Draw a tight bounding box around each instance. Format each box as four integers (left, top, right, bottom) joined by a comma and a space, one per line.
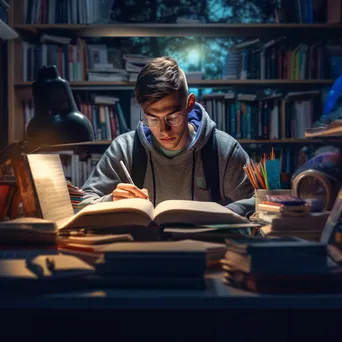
255, 189, 292, 211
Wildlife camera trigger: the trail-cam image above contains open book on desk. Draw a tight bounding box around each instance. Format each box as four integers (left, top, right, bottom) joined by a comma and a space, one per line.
56, 198, 252, 231
14, 154, 252, 235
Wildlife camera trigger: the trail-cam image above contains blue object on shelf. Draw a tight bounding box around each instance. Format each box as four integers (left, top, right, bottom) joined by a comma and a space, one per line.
323, 74, 342, 119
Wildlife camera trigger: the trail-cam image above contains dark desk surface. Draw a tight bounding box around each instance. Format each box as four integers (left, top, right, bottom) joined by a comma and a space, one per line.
2, 272, 342, 340
2, 272, 342, 310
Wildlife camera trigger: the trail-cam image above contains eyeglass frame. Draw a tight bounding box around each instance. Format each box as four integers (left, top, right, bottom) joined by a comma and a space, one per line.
140, 96, 190, 128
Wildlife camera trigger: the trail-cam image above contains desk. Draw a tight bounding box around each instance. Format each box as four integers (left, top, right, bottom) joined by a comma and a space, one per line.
1, 273, 342, 340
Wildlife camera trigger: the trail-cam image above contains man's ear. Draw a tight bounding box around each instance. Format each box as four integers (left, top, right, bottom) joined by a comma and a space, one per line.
187, 93, 196, 112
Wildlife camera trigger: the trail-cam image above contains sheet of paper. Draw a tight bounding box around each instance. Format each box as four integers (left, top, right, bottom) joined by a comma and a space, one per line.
27, 154, 74, 223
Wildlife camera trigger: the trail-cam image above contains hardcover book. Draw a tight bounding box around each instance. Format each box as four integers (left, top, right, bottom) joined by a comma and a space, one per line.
13, 154, 252, 236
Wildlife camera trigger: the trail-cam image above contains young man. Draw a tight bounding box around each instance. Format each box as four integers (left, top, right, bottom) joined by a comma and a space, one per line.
81, 56, 255, 216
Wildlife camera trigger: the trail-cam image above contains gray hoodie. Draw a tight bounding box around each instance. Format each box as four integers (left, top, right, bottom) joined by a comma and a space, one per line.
81, 102, 255, 216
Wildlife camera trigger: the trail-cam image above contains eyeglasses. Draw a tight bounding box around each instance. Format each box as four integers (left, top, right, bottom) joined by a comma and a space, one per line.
140, 96, 190, 128
141, 111, 186, 128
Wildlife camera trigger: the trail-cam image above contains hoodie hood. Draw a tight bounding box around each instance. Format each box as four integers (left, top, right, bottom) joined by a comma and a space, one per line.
137, 102, 216, 154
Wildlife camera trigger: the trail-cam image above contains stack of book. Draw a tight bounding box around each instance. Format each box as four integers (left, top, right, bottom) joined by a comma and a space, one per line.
221, 238, 342, 293
253, 194, 329, 241
123, 54, 155, 82
305, 117, 342, 138
57, 233, 134, 265
94, 241, 209, 289
66, 180, 85, 211
257, 195, 311, 217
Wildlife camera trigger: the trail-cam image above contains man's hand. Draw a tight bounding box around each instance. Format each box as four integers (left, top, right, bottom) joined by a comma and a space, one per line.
112, 183, 149, 201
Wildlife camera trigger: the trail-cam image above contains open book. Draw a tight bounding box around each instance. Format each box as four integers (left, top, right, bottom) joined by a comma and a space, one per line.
57, 198, 251, 231
15, 154, 252, 232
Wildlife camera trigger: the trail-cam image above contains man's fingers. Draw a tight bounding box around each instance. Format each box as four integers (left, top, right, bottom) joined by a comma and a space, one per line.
112, 188, 137, 199
116, 183, 148, 199
142, 188, 149, 199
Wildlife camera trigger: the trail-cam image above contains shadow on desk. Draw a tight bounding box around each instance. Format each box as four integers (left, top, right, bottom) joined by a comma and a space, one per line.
1, 305, 342, 340
1, 274, 342, 340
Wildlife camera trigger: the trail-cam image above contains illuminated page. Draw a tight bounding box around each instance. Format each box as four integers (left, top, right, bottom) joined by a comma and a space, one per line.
27, 154, 74, 223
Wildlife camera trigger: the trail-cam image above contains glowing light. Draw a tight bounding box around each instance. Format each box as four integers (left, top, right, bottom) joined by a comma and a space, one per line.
188, 48, 200, 65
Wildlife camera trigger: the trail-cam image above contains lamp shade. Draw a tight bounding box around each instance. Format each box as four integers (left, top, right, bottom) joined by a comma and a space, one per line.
26, 66, 94, 151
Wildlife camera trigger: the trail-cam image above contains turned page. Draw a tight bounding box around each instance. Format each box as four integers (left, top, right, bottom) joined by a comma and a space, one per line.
58, 198, 155, 230
152, 200, 250, 226
27, 154, 75, 222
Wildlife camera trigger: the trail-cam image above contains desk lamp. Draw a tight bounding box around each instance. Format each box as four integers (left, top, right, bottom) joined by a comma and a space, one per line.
0, 65, 94, 165
26, 65, 94, 152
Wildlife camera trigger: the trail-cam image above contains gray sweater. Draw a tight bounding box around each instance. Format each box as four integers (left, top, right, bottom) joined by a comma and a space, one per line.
81, 102, 255, 216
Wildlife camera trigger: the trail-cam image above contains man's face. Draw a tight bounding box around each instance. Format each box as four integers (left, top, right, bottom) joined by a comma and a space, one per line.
143, 92, 191, 151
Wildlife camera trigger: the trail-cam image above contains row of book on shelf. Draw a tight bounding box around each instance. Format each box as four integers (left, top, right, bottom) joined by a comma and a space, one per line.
23, 0, 342, 25
24, 0, 113, 25
201, 90, 320, 139
23, 90, 321, 142
21, 35, 342, 83
279, 0, 342, 24
23, 94, 131, 142
22, 34, 156, 83
224, 37, 341, 81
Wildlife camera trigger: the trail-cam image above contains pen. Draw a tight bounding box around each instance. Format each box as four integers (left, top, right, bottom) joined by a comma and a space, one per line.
120, 160, 135, 185
120, 160, 149, 199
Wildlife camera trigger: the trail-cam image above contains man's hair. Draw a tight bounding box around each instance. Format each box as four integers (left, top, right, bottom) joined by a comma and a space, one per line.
134, 56, 188, 109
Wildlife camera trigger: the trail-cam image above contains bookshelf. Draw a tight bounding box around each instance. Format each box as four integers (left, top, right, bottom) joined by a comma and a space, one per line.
6, 1, 342, 152
14, 80, 337, 88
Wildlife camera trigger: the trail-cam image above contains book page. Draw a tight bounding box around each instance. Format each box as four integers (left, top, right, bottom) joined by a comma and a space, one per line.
27, 154, 74, 223
58, 198, 154, 230
153, 200, 250, 226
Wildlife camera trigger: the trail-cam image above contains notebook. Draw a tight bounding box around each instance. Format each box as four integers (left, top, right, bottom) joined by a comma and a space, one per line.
0, 254, 94, 280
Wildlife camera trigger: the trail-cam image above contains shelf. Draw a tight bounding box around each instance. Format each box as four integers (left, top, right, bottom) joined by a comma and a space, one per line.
238, 139, 342, 144
13, 23, 342, 37
35, 138, 342, 153
14, 80, 335, 89
0, 19, 19, 40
